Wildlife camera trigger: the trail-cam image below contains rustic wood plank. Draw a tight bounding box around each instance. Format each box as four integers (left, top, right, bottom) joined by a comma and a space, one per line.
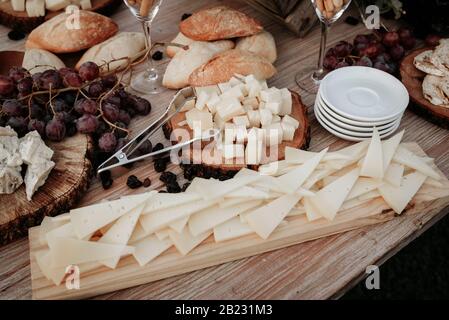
1, 0, 449, 300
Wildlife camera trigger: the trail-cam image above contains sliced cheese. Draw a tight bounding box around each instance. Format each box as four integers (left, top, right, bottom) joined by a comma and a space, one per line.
225, 186, 269, 199
195, 174, 262, 201
189, 200, 262, 236
303, 197, 322, 222
169, 216, 189, 233
285, 147, 350, 165
213, 217, 253, 242
39, 216, 68, 245
346, 177, 382, 201
384, 163, 404, 187
168, 228, 212, 256
308, 168, 359, 221
12, 0, 26, 11
378, 171, 427, 214
47, 237, 133, 268
155, 228, 170, 240
132, 235, 172, 267
360, 128, 383, 179
142, 192, 200, 214
393, 145, 441, 180
128, 222, 150, 244
382, 130, 404, 171
245, 193, 302, 239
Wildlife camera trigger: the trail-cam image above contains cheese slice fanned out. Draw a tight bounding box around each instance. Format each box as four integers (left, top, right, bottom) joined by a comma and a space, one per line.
142, 192, 201, 214
189, 200, 262, 237
132, 235, 173, 267
276, 149, 328, 193
168, 228, 212, 256
378, 171, 427, 214
393, 146, 441, 180
308, 168, 360, 221
382, 130, 404, 171
155, 228, 170, 240
303, 197, 322, 222
47, 237, 134, 268
195, 174, 262, 200
346, 177, 382, 201
213, 217, 253, 242
39, 216, 68, 245
225, 186, 269, 199
326, 140, 370, 170
128, 222, 150, 244
245, 193, 302, 239
384, 163, 404, 187
70, 193, 153, 239
360, 128, 383, 179
169, 216, 189, 233
285, 147, 350, 164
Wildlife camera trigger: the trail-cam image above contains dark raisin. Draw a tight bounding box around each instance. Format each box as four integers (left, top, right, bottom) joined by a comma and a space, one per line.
143, 178, 151, 188
127, 175, 142, 189
181, 182, 191, 192
153, 143, 164, 152
8, 29, 26, 41
100, 170, 113, 189
167, 182, 181, 193
152, 51, 163, 61
154, 158, 168, 173
160, 171, 177, 184
181, 13, 192, 21
219, 175, 229, 181
344, 16, 359, 26
102, 178, 113, 189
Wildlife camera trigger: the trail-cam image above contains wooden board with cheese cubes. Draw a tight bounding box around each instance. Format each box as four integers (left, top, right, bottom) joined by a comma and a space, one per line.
0, 0, 121, 32
28, 129, 449, 299
163, 75, 310, 172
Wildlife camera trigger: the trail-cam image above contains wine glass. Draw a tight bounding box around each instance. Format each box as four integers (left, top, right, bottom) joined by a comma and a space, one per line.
123, 0, 164, 94
295, 0, 352, 93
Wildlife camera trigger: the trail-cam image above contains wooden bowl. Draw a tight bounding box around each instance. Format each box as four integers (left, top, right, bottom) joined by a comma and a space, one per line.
400, 47, 449, 128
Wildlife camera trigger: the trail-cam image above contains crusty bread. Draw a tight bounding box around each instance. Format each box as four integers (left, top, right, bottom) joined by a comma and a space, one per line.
430, 39, 449, 76
76, 32, 146, 73
166, 32, 196, 58
180, 6, 263, 41
26, 10, 118, 54
423, 75, 449, 107
414, 50, 445, 77
188, 49, 276, 87
163, 40, 235, 89
236, 31, 277, 63
22, 49, 66, 75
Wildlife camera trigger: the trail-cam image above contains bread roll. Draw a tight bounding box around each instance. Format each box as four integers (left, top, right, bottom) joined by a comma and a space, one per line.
166, 32, 196, 58
180, 6, 263, 41
236, 31, 277, 63
189, 49, 276, 87
163, 40, 235, 89
26, 10, 118, 53
76, 32, 146, 72
22, 49, 66, 75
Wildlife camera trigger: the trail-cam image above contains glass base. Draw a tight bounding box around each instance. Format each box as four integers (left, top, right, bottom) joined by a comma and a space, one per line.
295, 66, 326, 94
131, 66, 163, 95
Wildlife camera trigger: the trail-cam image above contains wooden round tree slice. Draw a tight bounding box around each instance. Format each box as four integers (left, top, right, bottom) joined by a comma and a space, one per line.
0, 0, 122, 33
400, 47, 449, 128
163, 90, 310, 177
0, 134, 93, 245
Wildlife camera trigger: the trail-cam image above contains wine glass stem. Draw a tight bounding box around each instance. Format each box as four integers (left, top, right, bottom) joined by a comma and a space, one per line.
312, 21, 329, 82
142, 20, 157, 80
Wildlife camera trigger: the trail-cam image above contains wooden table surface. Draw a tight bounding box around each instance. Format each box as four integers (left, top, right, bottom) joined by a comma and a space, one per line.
1, 0, 449, 300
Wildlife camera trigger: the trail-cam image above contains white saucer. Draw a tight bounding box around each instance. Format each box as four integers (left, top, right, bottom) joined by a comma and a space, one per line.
320, 66, 409, 122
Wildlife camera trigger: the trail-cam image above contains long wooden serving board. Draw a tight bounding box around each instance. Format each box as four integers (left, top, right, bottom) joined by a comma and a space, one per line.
28, 143, 449, 300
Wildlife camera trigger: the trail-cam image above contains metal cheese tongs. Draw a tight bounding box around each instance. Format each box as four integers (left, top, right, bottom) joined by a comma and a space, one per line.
97, 87, 221, 174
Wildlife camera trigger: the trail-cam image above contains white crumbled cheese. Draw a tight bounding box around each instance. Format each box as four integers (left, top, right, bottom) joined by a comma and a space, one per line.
282, 114, 299, 129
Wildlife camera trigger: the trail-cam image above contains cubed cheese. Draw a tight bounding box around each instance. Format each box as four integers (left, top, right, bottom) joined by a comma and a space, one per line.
281, 122, 295, 141
259, 109, 273, 127
26, 0, 45, 17
221, 85, 244, 101
237, 83, 249, 97
45, 0, 70, 11
233, 115, 250, 128
206, 92, 220, 114
229, 77, 242, 87
246, 128, 264, 165
247, 110, 261, 128
180, 98, 196, 112
247, 80, 262, 98
185, 109, 213, 132
260, 87, 282, 104
12, 0, 26, 11
242, 97, 259, 109
279, 88, 292, 115
223, 123, 236, 144
218, 82, 232, 94
195, 85, 220, 97
216, 97, 245, 122
260, 80, 269, 90
80, 0, 91, 9
272, 115, 281, 123
224, 144, 244, 160
265, 123, 283, 146
244, 75, 258, 84
213, 113, 225, 130
195, 91, 209, 111
265, 102, 282, 115
259, 101, 266, 109
281, 114, 299, 129
234, 125, 248, 144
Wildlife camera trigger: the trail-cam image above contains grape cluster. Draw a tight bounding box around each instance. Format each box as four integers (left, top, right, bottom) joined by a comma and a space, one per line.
323, 28, 418, 74
0, 62, 152, 155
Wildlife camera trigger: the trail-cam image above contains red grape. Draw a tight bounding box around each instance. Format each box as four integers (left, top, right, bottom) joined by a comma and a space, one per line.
63, 72, 83, 88
382, 31, 400, 47
355, 56, 373, 67
8, 67, 28, 83
74, 98, 98, 115
104, 94, 121, 106
102, 103, 120, 122
118, 110, 131, 125
7, 117, 29, 136
99, 132, 117, 152
46, 118, 66, 141
88, 81, 105, 98
325, 48, 336, 57
95, 120, 108, 136
76, 114, 99, 133
78, 62, 100, 82
2, 100, 23, 117
374, 61, 394, 74
335, 61, 350, 69
0, 75, 15, 95
353, 43, 367, 56
29, 103, 45, 119
323, 55, 338, 70
425, 34, 442, 47
375, 52, 392, 64
334, 41, 353, 57
354, 34, 370, 45
39, 70, 62, 90
17, 77, 33, 94
115, 138, 129, 152
400, 36, 416, 50
132, 97, 151, 115
52, 98, 69, 112
389, 45, 405, 61
398, 28, 413, 41
58, 67, 75, 78
114, 122, 128, 139
28, 119, 46, 137
102, 74, 118, 88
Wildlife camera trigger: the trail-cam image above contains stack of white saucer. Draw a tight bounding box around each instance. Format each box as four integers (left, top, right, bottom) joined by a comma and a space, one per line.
314, 66, 409, 141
